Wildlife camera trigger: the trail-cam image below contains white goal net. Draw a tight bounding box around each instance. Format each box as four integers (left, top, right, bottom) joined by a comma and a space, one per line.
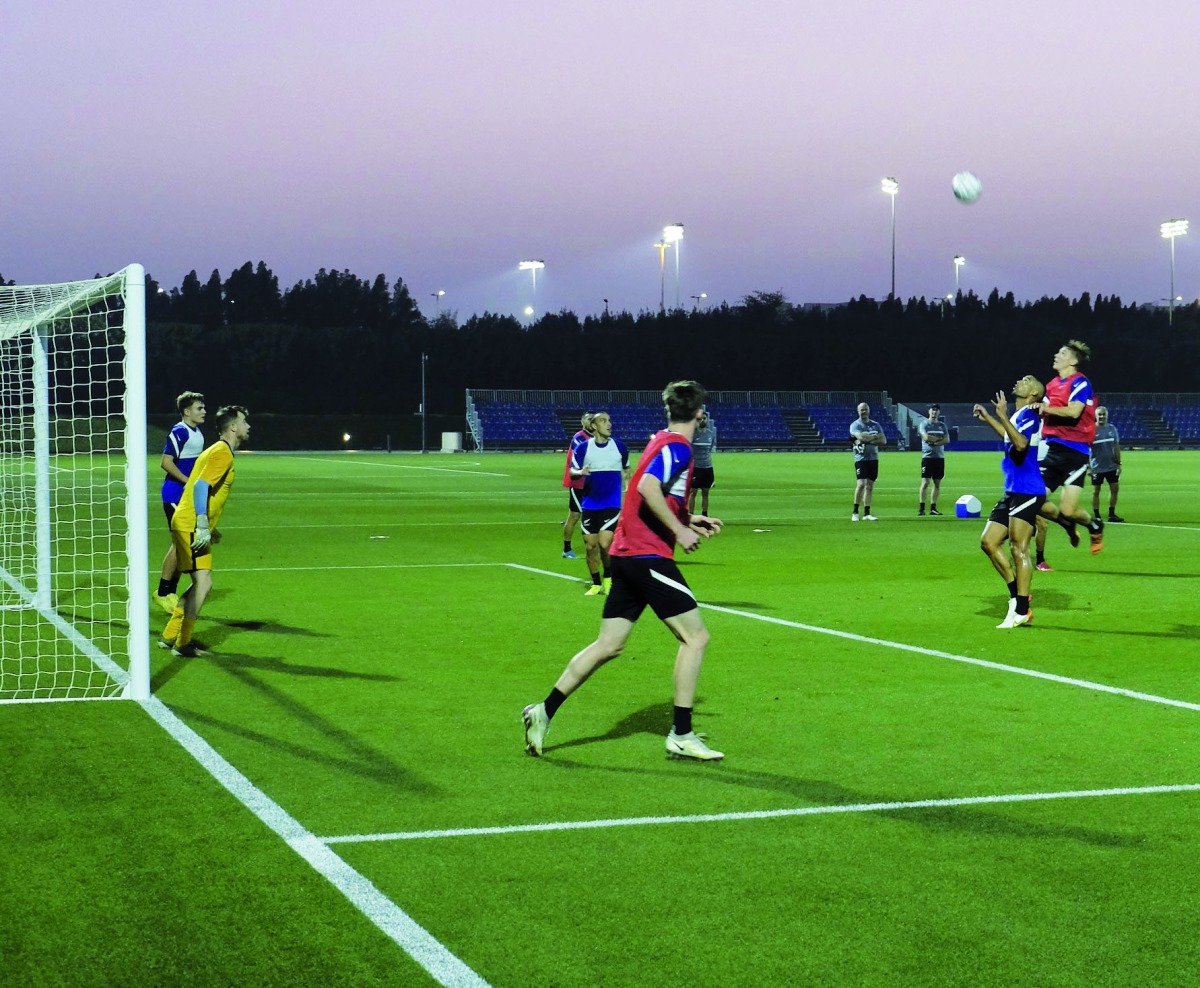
0, 266, 149, 702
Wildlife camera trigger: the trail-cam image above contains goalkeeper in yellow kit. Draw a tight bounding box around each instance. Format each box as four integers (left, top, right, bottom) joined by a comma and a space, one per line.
160, 405, 250, 658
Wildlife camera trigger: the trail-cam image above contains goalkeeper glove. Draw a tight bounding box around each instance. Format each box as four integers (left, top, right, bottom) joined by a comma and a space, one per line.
192, 518, 211, 551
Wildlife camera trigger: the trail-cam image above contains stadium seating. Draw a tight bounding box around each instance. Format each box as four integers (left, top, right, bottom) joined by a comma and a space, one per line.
470, 396, 1200, 451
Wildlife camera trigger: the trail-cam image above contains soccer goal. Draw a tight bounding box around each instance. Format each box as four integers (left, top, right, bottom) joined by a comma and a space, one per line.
0, 266, 149, 702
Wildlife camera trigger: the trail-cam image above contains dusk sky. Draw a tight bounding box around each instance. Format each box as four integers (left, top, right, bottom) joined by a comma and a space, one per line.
5, 1, 1198, 320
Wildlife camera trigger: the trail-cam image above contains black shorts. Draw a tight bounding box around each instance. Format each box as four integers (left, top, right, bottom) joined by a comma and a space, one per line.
855, 460, 879, 482
566, 488, 583, 513
692, 467, 715, 490
602, 556, 697, 623
987, 492, 1046, 528
1092, 469, 1119, 487
162, 502, 177, 526
581, 507, 620, 535
920, 458, 945, 481
1040, 443, 1089, 491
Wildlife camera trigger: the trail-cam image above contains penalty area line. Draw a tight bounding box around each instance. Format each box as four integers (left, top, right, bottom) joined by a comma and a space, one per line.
507, 563, 1200, 715
138, 696, 490, 988
320, 782, 1200, 844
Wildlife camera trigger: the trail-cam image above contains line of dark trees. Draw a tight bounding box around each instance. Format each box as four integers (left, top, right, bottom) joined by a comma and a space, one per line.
11, 263, 1196, 418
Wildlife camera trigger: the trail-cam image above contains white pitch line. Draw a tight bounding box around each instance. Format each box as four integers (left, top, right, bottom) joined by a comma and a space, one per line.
506, 563, 1200, 713
699, 603, 1200, 713
220, 562, 503, 574
290, 455, 509, 478
321, 782, 1200, 844
138, 696, 490, 988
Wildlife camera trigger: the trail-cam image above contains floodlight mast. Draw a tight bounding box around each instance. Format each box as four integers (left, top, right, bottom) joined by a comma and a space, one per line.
654, 241, 671, 312
518, 259, 545, 319
953, 255, 965, 295
663, 223, 684, 309
881, 178, 898, 298
1161, 219, 1188, 326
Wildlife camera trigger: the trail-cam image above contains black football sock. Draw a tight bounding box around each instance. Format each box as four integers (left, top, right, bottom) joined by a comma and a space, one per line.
544, 688, 567, 720
1007, 580, 1018, 598
673, 705, 693, 736
1016, 595, 1030, 616
563, 540, 572, 552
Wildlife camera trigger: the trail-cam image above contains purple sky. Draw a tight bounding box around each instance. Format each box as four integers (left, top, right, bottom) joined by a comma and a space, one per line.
5, 1, 1198, 320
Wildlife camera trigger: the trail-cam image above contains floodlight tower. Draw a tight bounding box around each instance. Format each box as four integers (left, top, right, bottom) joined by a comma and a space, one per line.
1161, 219, 1188, 325
953, 255, 965, 296
663, 223, 684, 309
881, 177, 899, 298
654, 240, 672, 312
430, 289, 445, 317
518, 259, 545, 317
690, 292, 708, 311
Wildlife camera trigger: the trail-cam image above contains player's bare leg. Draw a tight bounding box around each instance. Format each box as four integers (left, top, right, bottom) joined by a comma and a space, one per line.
980, 520, 1014, 583
663, 609, 710, 708
582, 533, 603, 594
662, 609, 722, 759
553, 618, 635, 695
1009, 517, 1035, 598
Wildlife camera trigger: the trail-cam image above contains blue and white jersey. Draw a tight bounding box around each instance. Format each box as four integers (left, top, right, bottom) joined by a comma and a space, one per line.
161, 422, 205, 504
1002, 407, 1046, 496
642, 434, 694, 502
573, 436, 630, 510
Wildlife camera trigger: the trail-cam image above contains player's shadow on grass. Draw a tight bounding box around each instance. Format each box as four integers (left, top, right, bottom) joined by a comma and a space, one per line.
162, 660, 439, 793
542, 701, 674, 754
544, 753, 1140, 849
1086, 570, 1200, 579
152, 642, 397, 691
974, 589, 1073, 619
1032, 623, 1200, 640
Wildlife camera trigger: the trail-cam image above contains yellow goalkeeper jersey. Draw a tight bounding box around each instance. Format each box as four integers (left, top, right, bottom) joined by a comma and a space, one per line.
169, 439, 236, 532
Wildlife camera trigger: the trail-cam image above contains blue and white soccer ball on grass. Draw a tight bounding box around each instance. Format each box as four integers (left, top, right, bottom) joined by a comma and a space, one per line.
956, 494, 982, 518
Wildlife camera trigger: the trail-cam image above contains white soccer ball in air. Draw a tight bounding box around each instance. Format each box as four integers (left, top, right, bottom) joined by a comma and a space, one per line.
952, 171, 982, 204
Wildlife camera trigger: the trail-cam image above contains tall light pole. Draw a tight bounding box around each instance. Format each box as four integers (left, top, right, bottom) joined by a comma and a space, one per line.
663, 223, 684, 309
690, 292, 707, 311
953, 255, 965, 296
430, 289, 445, 317
518, 259, 545, 318
420, 351, 428, 454
881, 177, 899, 298
654, 240, 672, 312
1161, 219, 1188, 325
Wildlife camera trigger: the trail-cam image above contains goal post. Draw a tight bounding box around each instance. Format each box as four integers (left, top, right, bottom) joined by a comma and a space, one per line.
0, 265, 149, 702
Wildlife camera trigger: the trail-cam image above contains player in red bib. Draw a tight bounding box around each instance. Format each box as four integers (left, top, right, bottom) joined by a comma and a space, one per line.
523, 381, 726, 761
1038, 339, 1105, 554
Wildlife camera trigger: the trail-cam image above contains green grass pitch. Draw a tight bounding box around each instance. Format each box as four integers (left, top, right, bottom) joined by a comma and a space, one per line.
3, 449, 1199, 986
